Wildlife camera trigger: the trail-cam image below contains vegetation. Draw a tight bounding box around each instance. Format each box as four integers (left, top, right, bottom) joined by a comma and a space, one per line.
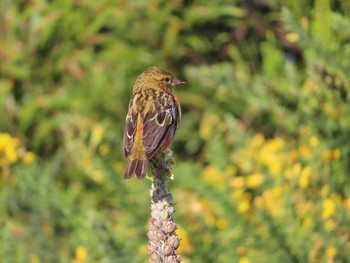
1, 0, 350, 262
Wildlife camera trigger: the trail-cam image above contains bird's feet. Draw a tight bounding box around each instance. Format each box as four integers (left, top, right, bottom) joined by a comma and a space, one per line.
149, 149, 175, 179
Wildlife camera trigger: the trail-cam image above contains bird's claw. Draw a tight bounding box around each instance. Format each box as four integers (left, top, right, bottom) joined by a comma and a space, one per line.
149, 151, 174, 179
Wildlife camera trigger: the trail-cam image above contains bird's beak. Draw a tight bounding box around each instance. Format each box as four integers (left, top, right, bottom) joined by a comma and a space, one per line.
171, 77, 186, 87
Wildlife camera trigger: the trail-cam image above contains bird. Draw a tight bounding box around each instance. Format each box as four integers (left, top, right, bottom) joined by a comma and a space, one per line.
123, 66, 185, 179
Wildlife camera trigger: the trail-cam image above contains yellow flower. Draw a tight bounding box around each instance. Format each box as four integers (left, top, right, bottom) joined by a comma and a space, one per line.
289, 150, 298, 162
225, 165, 237, 177
292, 162, 302, 175
0, 133, 12, 151
271, 186, 283, 199
138, 244, 148, 256
230, 177, 245, 188
343, 197, 350, 211
299, 145, 312, 159
0, 133, 19, 166
204, 213, 215, 227
268, 137, 285, 151
4, 144, 18, 163
261, 187, 285, 218
23, 152, 36, 164
254, 137, 286, 176
302, 216, 312, 228
75, 246, 88, 262
333, 148, 341, 159
321, 185, 329, 198
246, 173, 265, 189
254, 196, 264, 208
286, 32, 299, 43
202, 165, 225, 187
98, 143, 110, 156
90, 125, 104, 148
90, 169, 105, 184
285, 162, 302, 180
322, 199, 336, 219
176, 227, 193, 254
324, 219, 336, 232
322, 149, 333, 162
216, 218, 228, 229
114, 162, 125, 174
251, 133, 265, 147
298, 166, 312, 189
237, 199, 250, 214
236, 158, 252, 173
296, 201, 313, 217
199, 114, 220, 140
326, 246, 337, 258
267, 161, 282, 176
232, 189, 245, 201
283, 168, 293, 180
310, 136, 319, 147
238, 257, 251, 263
331, 194, 342, 204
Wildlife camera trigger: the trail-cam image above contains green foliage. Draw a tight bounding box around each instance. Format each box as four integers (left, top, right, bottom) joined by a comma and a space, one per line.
1, 0, 350, 262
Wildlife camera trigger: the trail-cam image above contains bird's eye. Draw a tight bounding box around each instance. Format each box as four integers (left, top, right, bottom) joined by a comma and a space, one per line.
164, 77, 171, 83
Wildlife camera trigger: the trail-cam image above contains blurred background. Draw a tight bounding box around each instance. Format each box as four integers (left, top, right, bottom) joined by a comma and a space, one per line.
1, 0, 350, 262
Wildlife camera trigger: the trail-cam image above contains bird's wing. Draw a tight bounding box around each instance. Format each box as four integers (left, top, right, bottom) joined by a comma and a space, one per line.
123, 106, 138, 158
142, 98, 176, 159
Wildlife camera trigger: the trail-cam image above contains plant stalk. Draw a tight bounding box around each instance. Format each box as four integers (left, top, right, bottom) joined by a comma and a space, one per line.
147, 150, 181, 263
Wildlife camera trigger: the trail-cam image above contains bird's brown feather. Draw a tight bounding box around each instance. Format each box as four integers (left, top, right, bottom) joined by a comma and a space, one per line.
142, 98, 178, 159
123, 110, 137, 158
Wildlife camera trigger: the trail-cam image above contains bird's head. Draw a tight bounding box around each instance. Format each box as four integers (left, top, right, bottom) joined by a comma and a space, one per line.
135, 66, 185, 92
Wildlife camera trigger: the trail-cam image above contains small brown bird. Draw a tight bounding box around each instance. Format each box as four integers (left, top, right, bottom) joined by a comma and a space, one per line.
123, 66, 184, 179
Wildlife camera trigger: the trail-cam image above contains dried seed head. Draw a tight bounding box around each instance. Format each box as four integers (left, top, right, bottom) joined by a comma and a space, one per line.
168, 235, 180, 250
147, 241, 155, 252
149, 252, 160, 263
148, 157, 180, 262
151, 218, 162, 228
165, 221, 177, 233
166, 206, 175, 216
156, 230, 166, 241
163, 244, 173, 256
146, 231, 154, 240
151, 209, 162, 219
168, 254, 181, 263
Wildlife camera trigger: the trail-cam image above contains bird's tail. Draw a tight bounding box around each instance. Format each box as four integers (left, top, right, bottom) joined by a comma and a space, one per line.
124, 159, 148, 179
124, 116, 148, 179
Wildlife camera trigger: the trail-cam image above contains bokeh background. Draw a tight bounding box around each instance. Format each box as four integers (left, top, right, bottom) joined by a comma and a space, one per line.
1, 0, 350, 262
